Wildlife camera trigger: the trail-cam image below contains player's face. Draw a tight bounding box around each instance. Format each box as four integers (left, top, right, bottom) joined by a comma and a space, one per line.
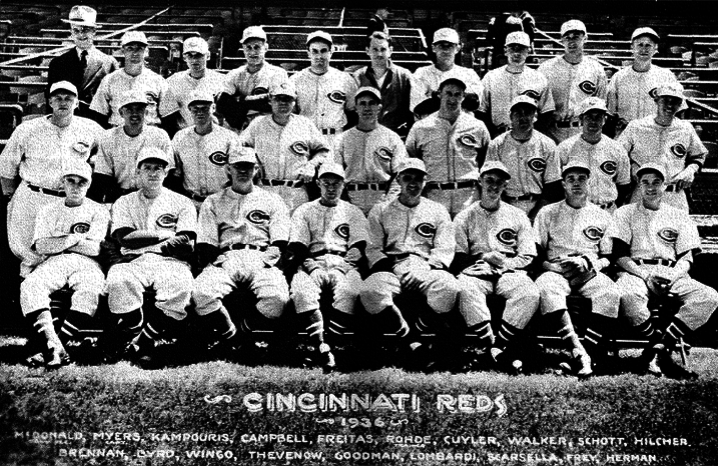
226, 162, 257, 187
49, 91, 78, 117
656, 96, 682, 119
479, 173, 508, 199
119, 103, 147, 128
189, 102, 213, 126
122, 43, 147, 65
317, 174, 344, 205
504, 44, 529, 65
439, 84, 465, 114
136, 161, 168, 190
580, 110, 606, 134
561, 31, 586, 53
270, 94, 296, 116
510, 105, 536, 132
242, 39, 268, 67
639, 173, 665, 201
632, 37, 657, 61
562, 171, 589, 198
63, 175, 90, 205
398, 170, 426, 199
356, 95, 381, 123
308, 40, 332, 72
432, 41, 459, 67
70, 25, 96, 51
183, 51, 207, 73
366, 37, 392, 67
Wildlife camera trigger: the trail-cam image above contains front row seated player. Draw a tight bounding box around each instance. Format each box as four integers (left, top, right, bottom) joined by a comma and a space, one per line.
103, 147, 197, 367
452, 161, 539, 374
192, 146, 291, 357
21, 159, 109, 367
360, 159, 460, 367
287, 162, 370, 371
608, 163, 718, 379
534, 161, 620, 377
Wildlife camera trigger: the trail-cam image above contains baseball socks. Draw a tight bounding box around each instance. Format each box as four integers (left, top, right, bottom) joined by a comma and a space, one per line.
582, 313, 618, 374
490, 320, 525, 374
462, 320, 494, 370
303, 309, 336, 372
25, 309, 69, 368
547, 310, 592, 377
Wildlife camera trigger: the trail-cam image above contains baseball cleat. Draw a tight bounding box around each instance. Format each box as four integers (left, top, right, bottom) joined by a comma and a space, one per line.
572, 348, 593, 378
657, 350, 698, 380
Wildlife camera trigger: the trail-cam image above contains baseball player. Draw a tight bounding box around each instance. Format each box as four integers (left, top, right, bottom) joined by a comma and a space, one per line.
21, 160, 109, 368
103, 147, 196, 367
216, 26, 288, 132
287, 163, 369, 371
485, 95, 562, 217
617, 83, 706, 212
0, 81, 104, 277
410, 28, 483, 118
239, 81, 330, 213
192, 146, 290, 359
606, 27, 684, 137
452, 161, 539, 374
159, 37, 226, 136
333, 86, 407, 215
170, 90, 241, 211
606, 163, 718, 379
90, 31, 168, 128
353, 31, 414, 137
478, 31, 555, 137
534, 161, 620, 376
538, 20, 607, 143
290, 30, 358, 144
360, 159, 460, 369
556, 97, 631, 211
90, 89, 173, 204
405, 77, 491, 218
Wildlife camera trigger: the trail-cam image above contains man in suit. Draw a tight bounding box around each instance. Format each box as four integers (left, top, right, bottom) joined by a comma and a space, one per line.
46, 5, 119, 118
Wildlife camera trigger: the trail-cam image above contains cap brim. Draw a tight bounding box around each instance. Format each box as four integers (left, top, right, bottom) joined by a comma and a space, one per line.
62, 19, 101, 28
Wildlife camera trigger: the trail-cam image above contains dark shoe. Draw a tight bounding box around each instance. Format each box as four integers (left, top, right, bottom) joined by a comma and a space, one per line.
657, 348, 698, 380
317, 344, 337, 373
490, 347, 523, 375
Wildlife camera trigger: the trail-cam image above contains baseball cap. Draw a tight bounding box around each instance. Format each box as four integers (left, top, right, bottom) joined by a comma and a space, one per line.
227, 146, 258, 165
635, 163, 667, 182
49, 80, 78, 97
121, 31, 148, 47
62, 5, 99, 28
398, 158, 427, 175
136, 147, 171, 168
560, 20, 587, 37
505, 31, 531, 47
118, 89, 148, 109
355, 86, 382, 102
307, 30, 333, 46
318, 162, 345, 179
655, 83, 685, 101
510, 95, 538, 111
241, 26, 267, 44
269, 81, 297, 98
438, 77, 467, 91
561, 160, 591, 178
578, 97, 608, 116
62, 159, 92, 181
631, 27, 660, 43
479, 161, 511, 180
187, 90, 215, 107
432, 28, 460, 45
183, 36, 209, 55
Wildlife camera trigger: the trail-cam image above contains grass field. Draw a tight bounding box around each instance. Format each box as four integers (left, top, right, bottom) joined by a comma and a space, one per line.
1, 335, 718, 466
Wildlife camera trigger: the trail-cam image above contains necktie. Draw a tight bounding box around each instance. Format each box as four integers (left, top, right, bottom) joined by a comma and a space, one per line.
80, 50, 88, 72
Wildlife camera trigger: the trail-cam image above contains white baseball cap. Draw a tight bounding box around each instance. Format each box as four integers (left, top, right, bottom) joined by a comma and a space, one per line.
655, 83, 684, 101
398, 158, 427, 175
479, 161, 511, 180
183, 37, 209, 55
432, 28, 460, 45
631, 27, 660, 43
121, 30, 148, 47
510, 95, 538, 111
187, 90, 215, 107
505, 31, 531, 47
241, 26, 267, 44
578, 97, 608, 116
560, 20, 587, 37
636, 163, 667, 182
63, 159, 93, 181
228, 146, 258, 165
49, 80, 78, 96
307, 30, 333, 46
355, 86, 382, 102
118, 89, 149, 109
318, 162, 345, 179
62, 5, 100, 29
561, 160, 591, 178
136, 147, 171, 167
269, 81, 297, 98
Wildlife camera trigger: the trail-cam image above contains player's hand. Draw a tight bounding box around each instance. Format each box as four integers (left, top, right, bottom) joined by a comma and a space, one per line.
558, 256, 589, 273
482, 251, 506, 268
671, 168, 696, 190
344, 247, 362, 265
400, 270, 424, 291
462, 260, 497, 278
263, 246, 281, 267
543, 260, 565, 274
296, 163, 316, 183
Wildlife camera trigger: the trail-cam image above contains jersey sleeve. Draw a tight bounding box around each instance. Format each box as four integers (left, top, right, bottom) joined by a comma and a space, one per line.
32, 203, 57, 245
543, 139, 561, 184
219, 69, 239, 96
676, 211, 701, 255
110, 196, 134, 233
555, 140, 570, 167
478, 73, 491, 114
158, 129, 175, 170
594, 61, 608, 100
348, 206, 370, 247
175, 196, 198, 234
532, 205, 551, 249
88, 204, 111, 242
196, 197, 219, 246
365, 204, 387, 267
614, 142, 631, 185
453, 210, 471, 255
685, 124, 708, 168
605, 205, 632, 246
158, 77, 181, 117
268, 196, 291, 243
0, 123, 28, 179
537, 74, 556, 114
94, 133, 115, 177
89, 75, 111, 116
429, 206, 456, 268
485, 138, 500, 162
344, 73, 358, 111
409, 70, 430, 112
238, 117, 259, 147
516, 214, 538, 258
598, 212, 614, 256
288, 204, 311, 245
606, 73, 619, 116
404, 125, 421, 159
171, 133, 184, 178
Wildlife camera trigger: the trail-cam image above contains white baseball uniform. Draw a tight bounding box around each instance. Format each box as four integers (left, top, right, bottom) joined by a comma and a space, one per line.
454, 201, 539, 330
361, 197, 459, 315
240, 113, 330, 212
159, 69, 226, 130
409, 64, 483, 112
193, 186, 290, 319
289, 199, 369, 315
607, 202, 718, 330
90, 68, 168, 127
606, 65, 681, 123
0, 115, 103, 276
556, 134, 631, 208
618, 115, 707, 211
221, 63, 288, 123
21, 197, 109, 317
405, 112, 491, 217
333, 124, 407, 215
106, 188, 197, 320
534, 200, 620, 318
538, 56, 608, 142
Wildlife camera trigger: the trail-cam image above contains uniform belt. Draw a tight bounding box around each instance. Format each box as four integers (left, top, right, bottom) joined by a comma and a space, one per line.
190, 192, 207, 202
260, 179, 305, 188
321, 128, 339, 135
312, 249, 347, 258
665, 185, 680, 193
556, 120, 581, 128
425, 180, 475, 190
390, 252, 423, 261
27, 183, 65, 197
345, 182, 388, 192
503, 193, 539, 202
222, 243, 267, 253
634, 258, 676, 267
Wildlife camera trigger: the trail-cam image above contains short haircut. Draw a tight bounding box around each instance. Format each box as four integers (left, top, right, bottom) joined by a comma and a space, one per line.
367, 31, 392, 47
